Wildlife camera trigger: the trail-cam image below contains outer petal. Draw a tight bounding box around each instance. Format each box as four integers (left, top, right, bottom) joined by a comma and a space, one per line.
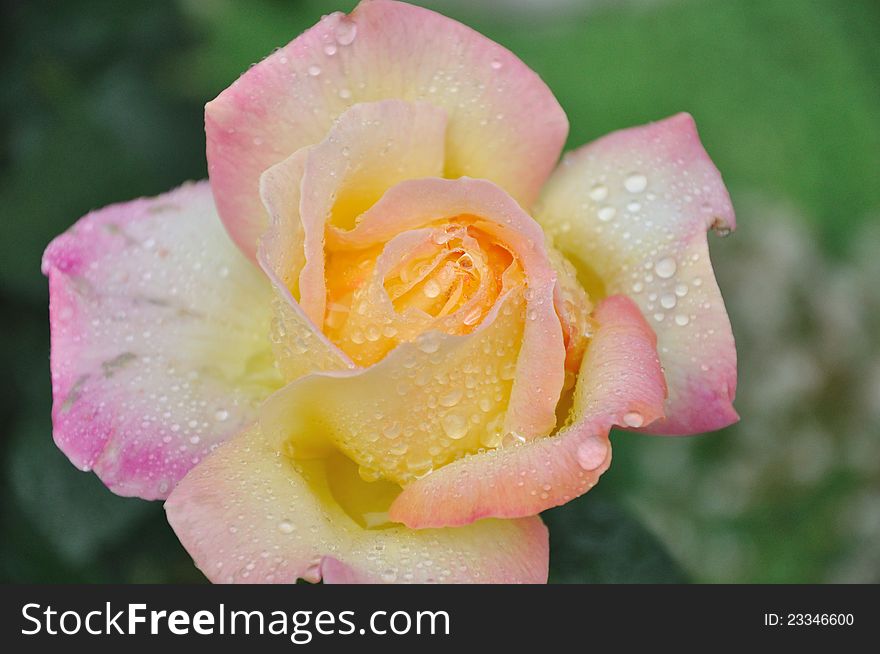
535, 113, 738, 435
165, 424, 549, 584
42, 182, 281, 499
389, 295, 667, 528
207, 0, 568, 257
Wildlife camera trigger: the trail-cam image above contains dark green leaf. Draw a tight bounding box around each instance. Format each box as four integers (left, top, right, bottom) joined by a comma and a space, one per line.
544, 486, 688, 584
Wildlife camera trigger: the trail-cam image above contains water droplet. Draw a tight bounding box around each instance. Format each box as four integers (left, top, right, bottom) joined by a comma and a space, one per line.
462, 306, 482, 326
674, 314, 690, 326
278, 521, 295, 534
439, 389, 463, 407
335, 19, 358, 45
338, 88, 352, 99
660, 293, 677, 309
423, 279, 441, 298
624, 173, 647, 193
576, 439, 608, 470
674, 283, 689, 297
214, 409, 229, 422
324, 43, 337, 56
441, 413, 468, 440
418, 334, 440, 354
598, 206, 616, 222
500, 361, 517, 380
501, 431, 526, 448
654, 257, 677, 279
381, 569, 398, 583
307, 65, 322, 77
589, 183, 608, 201
622, 411, 644, 428
490, 59, 503, 70
359, 466, 383, 482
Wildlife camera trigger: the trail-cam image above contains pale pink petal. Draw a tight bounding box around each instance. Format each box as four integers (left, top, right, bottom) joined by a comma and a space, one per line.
536, 113, 737, 434
165, 424, 549, 584
389, 295, 667, 528
207, 0, 568, 258
41, 182, 281, 499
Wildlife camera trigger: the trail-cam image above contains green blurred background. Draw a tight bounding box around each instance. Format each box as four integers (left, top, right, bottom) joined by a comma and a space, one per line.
2, 0, 878, 583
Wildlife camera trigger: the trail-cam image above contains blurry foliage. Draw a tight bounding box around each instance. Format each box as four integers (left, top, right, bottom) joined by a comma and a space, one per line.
1, 0, 878, 583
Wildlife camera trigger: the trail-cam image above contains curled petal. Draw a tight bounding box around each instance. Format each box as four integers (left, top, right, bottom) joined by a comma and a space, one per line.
42, 182, 280, 499
207, 0, 568, 257
389, 295, 667, 528
265, 284, 354, 383
261, 100, 447, 325
258, 149, 355, 382
165, 424, 549, 584
536, 113, 738, 434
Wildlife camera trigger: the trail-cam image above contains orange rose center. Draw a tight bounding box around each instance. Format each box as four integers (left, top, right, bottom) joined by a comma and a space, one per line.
323, 218, 519, 366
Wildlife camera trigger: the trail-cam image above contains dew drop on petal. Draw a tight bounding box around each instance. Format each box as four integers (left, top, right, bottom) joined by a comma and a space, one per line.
589, 183, 608, 201
335, 19, 358, 45
624, 173, 647, 193
439, 388, 463, 407
598, 206, 616, 222
441, 413, 468, 440
501, 431, 526, 448
654, 257, 677, 279
623, 411, 644, 428
423, 279, 441, 298
576, 438, 608, 471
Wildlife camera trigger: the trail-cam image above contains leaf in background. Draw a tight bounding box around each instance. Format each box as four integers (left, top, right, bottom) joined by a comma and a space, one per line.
6, 415, 154, 568
0, 0, 204, 299
544, 485, 688, 583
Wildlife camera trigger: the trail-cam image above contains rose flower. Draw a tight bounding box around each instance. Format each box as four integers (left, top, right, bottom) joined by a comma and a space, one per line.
42, 1, 737, 583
